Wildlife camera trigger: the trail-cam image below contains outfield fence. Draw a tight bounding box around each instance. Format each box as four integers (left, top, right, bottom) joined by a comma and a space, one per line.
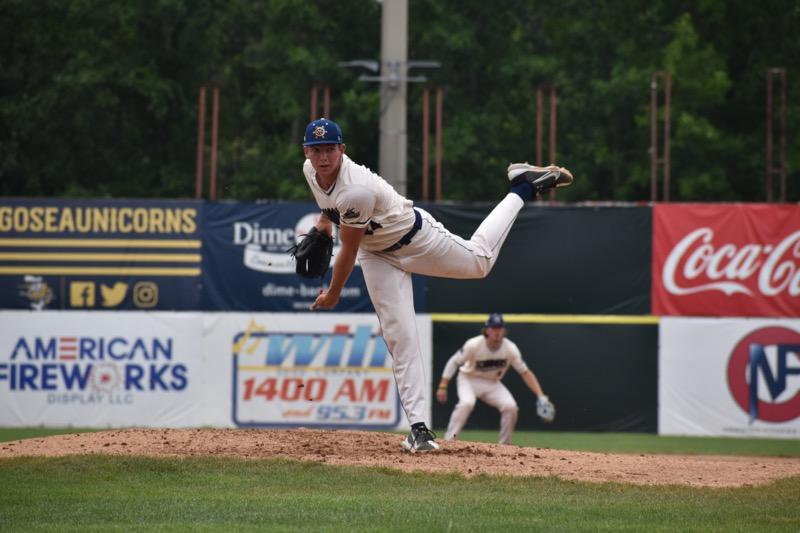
0, 199, 797, 437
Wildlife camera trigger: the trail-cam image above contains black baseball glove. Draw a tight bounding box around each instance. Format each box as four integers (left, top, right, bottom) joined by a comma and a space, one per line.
288, 227, 333, 279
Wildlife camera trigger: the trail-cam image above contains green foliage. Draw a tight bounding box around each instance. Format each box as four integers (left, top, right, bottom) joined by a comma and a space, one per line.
1, 455, 798, 531
1, 0, 798, 201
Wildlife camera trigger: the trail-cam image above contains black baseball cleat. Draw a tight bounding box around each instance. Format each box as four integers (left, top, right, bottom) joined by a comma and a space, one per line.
401, 424, 440, 453
507, 163, 574, 195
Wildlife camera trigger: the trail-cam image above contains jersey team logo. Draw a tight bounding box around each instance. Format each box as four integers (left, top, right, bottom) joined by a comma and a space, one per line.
726, 327, 800, 423
342, 208, 360, 221
313, 125, 327, 139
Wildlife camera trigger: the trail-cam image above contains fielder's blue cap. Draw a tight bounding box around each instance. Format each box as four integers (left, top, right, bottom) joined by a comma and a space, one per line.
485, 313, 505, 328
303, 118, 343, 146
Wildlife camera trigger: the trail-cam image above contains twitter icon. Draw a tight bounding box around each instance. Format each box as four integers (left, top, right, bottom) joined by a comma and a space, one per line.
100, 282, 128, 307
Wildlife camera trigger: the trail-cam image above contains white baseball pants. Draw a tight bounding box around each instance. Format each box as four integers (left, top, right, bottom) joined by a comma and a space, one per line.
445, 373, 519, 444
358, 193, 524, 426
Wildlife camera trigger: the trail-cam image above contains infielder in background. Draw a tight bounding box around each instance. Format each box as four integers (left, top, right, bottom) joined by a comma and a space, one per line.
300, 118, 572, 452
436, 313, 555, 445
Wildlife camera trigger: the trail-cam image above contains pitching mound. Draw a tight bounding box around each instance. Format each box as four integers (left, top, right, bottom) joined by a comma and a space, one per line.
1, 428, 798, 488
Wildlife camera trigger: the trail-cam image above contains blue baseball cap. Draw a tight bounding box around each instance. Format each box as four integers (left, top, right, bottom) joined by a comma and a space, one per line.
485, 313, 505, 328
303, 118, 343, 146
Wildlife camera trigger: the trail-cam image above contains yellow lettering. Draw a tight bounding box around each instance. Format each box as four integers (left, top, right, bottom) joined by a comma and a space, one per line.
118, 208, 132, 232
59, 207, 75, 232
29, 207, 44, 231
14, 207, 29, 232
149, 208, 165, 233
165, 209, 181, 233
0, 207, 12, 232
75, 208, 92, 232
132, 208, 148, 233
91, 207, 108, 232
182, 209, 197, 233
45, 207, 58, 232
0, 204, 203, 235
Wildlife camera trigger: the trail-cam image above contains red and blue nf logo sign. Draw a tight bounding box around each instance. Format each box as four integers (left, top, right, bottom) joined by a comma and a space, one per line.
727, 327, 800, 423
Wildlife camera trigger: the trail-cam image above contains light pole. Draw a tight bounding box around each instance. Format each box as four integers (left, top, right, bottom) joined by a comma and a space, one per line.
339, 0, 439, 196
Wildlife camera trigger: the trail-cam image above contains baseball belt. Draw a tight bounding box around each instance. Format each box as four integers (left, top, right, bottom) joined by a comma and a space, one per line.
381, 209, 422, 252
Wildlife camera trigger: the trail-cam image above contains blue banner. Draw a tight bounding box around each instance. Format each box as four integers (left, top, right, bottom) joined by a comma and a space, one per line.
202, 201, 383, 312
0, 198, 203, 310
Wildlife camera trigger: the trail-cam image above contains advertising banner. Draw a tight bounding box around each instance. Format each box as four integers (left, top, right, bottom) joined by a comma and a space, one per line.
0, 311, 229, 427
0, 199, 203, 310
0, 311, 429, 430
202, 202, 417, 312
422, 204, 651, 314
652, 204, 800, 317
202, 313, 431, 430
659, 317, 800, 439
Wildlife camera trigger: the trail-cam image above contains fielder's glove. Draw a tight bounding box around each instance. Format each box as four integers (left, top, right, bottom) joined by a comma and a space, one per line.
288, 227, 333, 279
536, 395, 556, 423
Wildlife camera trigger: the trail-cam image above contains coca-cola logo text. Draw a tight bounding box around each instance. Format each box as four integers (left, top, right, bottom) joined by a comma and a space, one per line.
663, 228, 800, 297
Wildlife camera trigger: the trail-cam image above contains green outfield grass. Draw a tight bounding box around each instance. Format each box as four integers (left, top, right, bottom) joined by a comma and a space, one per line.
0, 427, 100, 442
0, 455, 797, 531
454, 429, 800, 457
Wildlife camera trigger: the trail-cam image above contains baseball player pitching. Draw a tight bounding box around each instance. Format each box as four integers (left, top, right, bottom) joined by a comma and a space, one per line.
299, 118, 572, 452
436, 313, 555, 445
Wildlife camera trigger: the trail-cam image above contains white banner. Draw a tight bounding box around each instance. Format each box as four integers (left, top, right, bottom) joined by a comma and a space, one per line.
203, 313, 431, 431
0, 311, 432, 430
659, 317, 800, 439
0, 310, 229, 427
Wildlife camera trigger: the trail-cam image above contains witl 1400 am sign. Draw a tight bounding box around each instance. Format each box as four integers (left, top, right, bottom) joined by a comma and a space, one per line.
220, 313, 431, 430
652, 204, 800, 317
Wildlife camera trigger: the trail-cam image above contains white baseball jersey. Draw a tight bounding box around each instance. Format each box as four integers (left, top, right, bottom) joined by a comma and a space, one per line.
303, 155, 415, 252
302, 152, 527, 428
442, 335, 529, 381
442, 335, 529, 444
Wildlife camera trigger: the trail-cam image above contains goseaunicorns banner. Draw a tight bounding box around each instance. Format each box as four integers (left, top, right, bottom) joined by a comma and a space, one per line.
0, 199, 203, 311
652, 204, 800, 317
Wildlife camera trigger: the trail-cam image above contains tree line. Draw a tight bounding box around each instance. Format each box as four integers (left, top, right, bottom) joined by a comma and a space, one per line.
1, 0, 797, 202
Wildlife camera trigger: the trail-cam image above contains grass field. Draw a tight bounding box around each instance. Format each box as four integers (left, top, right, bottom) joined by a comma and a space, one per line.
1, 427, 799, 531
460, 429, 800, 457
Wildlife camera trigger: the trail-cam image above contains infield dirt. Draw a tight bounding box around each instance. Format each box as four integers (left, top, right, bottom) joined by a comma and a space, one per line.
1, 428, 798, 488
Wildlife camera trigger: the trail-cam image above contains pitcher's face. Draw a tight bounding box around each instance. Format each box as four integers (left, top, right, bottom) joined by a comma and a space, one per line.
304, 143, 345, 182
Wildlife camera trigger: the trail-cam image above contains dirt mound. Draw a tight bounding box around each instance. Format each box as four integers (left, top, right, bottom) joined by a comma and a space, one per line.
1, 428, 798, 488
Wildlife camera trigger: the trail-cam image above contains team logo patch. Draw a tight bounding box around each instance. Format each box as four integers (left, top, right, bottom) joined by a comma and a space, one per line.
18, 275, 54, 310
342, 208, 360, 221
313, 125, 327, 139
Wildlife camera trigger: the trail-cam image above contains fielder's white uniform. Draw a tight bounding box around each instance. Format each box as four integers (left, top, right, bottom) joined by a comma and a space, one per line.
441, 335, 528, 444
303, 154, 525, 426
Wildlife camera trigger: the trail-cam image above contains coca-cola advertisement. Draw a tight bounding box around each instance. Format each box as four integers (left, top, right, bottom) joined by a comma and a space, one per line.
652, 204, 800, 317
